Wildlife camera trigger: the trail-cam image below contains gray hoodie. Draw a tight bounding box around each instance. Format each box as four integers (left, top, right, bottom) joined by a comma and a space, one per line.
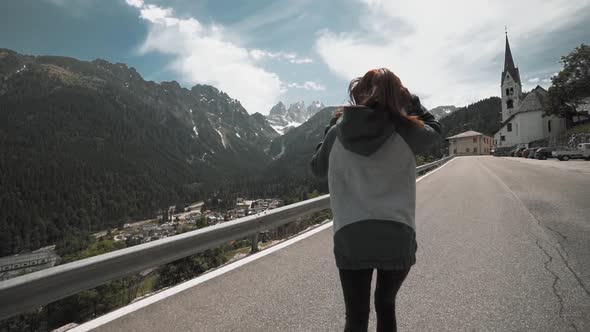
311, 102, 441, 270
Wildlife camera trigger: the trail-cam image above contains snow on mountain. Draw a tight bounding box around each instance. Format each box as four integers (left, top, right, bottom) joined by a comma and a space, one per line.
266, 100, 325, 135
428, 105, 459, 120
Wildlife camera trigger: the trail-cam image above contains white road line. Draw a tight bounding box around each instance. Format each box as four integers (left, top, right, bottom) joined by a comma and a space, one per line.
73, 158, 455, 331
416, 157, 456, 182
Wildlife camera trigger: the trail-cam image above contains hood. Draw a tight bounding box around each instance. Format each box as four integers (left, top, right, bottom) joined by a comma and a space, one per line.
336, 106, 395, 156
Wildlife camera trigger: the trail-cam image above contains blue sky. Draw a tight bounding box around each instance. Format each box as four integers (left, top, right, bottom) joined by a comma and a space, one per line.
1, 0, 589, 114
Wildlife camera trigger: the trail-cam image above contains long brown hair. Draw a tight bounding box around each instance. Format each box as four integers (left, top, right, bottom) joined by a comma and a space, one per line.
339, 68, 423, 128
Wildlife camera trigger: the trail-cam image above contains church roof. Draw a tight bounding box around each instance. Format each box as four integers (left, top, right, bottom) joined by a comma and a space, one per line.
519, 86, 548, 113
501, 35, 521, 85
446, 130, 488, 140
495, 86, 549, 133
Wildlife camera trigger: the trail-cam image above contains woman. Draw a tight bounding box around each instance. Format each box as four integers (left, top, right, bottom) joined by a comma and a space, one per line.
310, 68, 441, 331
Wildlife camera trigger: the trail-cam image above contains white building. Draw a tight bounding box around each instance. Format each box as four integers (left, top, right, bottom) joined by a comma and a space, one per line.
493, 34, 566, 148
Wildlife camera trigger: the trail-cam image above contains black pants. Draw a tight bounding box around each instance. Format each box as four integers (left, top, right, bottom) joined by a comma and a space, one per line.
338, 268, 410, 332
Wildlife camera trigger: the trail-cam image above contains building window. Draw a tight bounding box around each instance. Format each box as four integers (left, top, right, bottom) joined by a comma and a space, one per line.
505, 88, 510, 96
548, 120, 552, 132
466, 148, 470, 152
510, 87, 514, 94
474, 147, 478, 154
507, 100, 514, 109
501, 136, 506, 141
453, 148, 457, 154
473, 137, 477, 143
507, 123, 512, 132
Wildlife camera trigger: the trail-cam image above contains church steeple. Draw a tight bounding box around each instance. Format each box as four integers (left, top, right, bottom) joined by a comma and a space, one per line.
504, 35, 516, 72
502, 33, 521, 85
500, 30, 523, 123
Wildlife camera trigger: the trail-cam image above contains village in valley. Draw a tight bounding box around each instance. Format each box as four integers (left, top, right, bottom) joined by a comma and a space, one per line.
0, 197, 284, 281
100, 197, 284, 246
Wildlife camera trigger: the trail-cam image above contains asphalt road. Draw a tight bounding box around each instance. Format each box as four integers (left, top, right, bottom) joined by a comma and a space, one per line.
93, 156, 590, 331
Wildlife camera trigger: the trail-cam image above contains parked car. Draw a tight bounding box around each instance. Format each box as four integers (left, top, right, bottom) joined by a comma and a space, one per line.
522, 148, 535, 158
528, 148, 542, 158
515, 147, 526, 157
535, 147, 560, 160
553, 143, 590, 161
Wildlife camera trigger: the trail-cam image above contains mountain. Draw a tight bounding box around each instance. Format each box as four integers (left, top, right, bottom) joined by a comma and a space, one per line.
418, 97, 502, 157
429, 105, 458, 120
0, 48, 278, 255
266, 100, 325, 135
438, 97, 501, 138
266, 106, 338, 176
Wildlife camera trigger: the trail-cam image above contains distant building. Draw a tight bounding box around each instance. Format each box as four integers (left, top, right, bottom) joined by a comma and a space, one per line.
493, 33, 566, 148
447, 130, 493, 156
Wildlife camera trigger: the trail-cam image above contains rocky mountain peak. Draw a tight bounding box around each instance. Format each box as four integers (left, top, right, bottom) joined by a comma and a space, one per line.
265, 100, 325, 135
269, 102, 287, 116
306, 101, 325, 117
429, 105, 459, 120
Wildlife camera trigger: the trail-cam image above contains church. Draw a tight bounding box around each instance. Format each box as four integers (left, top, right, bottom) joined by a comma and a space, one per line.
493, 34, 566, 149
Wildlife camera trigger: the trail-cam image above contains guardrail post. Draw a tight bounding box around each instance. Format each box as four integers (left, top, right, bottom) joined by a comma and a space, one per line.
250, 233, 259, 253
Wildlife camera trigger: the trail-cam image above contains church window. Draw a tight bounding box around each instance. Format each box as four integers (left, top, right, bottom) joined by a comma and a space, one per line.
507, 100, 514, 109
548, 120, 552, 132
506, 88, 510, 96
510, 87, 514, 93
501, 136, 505, 141
507, 123, 512, 132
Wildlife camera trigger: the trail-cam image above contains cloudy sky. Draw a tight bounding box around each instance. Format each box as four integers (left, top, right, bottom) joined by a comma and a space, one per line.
1, 0, 589, 114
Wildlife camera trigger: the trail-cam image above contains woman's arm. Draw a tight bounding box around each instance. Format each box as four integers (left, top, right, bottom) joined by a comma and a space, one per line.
399, 95, 442, 155
310, 122, 338, 180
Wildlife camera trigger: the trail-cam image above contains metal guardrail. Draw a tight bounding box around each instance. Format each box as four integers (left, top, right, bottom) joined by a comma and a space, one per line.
416, 155, 454, 175
0, 156, 453, 320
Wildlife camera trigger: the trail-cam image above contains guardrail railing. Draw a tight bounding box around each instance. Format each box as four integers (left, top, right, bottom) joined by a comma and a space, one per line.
0, 155, 453, 320
416, 155, 453, 175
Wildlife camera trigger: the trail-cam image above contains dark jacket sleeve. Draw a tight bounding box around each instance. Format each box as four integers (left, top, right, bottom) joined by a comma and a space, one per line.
400, 95, 442, 155
310, 125, 338, 180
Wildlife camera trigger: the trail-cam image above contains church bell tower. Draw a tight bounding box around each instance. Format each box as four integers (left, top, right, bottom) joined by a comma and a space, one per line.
501, 31, 522, 122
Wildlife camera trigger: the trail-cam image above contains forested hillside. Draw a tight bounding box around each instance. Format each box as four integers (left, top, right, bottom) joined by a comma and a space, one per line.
439, 97, 502, 137
0, 49, 278, 256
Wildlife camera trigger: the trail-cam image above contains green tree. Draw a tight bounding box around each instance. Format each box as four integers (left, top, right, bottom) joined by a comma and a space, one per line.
546, 44, 590, 126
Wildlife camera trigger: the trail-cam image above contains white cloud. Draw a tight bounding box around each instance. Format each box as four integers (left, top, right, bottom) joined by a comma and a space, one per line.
528, 77, 540, 83
289, 58, 313, 64
127, 1, 284, 114
249, 49, 313, 64
125, 0, 144, 8
287, 81, 326, 91
315, 0, 588, 108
